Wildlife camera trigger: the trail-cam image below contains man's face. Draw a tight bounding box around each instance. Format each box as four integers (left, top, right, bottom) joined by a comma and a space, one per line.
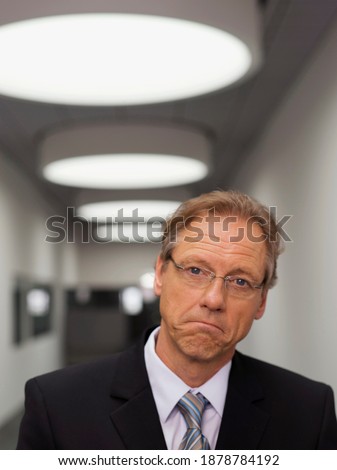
154, 216, 268, 369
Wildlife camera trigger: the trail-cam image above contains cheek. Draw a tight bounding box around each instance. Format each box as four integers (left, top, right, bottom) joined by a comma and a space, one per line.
235, 307, 261, 336
159, 283, 200, 319
239, 314, 256, 332
225, 302, 260, 334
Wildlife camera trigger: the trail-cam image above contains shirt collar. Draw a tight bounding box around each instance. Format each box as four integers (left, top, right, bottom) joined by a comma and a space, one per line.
144, 326, 231, 423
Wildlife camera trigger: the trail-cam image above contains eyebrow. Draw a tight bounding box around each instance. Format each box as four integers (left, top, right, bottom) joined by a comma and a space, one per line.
178, 256, 213, 269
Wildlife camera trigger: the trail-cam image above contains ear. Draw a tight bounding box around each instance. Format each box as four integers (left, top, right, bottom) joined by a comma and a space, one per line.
255, 290, 268, 320
154, 256, 165, 296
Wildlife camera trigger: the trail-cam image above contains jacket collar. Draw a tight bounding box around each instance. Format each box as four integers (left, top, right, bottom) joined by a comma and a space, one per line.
216, 351, 270, 450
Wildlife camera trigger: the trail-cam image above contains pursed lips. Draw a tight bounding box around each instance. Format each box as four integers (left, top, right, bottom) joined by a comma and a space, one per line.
186, 320, 224, 333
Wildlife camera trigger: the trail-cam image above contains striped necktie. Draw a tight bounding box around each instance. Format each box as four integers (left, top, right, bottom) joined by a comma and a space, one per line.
177, 391, 211, 450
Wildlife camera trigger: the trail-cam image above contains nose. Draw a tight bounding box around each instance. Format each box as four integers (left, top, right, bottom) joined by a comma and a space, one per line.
199, 277, 227, 312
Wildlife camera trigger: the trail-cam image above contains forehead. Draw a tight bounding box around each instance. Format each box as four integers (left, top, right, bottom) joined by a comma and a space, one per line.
174, 215, 267, 271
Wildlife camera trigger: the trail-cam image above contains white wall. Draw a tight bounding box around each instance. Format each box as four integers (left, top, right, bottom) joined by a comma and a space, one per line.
233, 16, 337, 394
0, 146, 159, 429
0, 152, 78, 427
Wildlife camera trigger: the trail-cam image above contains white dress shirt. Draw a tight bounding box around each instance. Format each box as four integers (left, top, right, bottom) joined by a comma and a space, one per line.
144, 327, 231, 450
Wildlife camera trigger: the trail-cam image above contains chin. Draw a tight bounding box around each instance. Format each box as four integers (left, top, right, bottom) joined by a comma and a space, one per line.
177, 333, 227, 363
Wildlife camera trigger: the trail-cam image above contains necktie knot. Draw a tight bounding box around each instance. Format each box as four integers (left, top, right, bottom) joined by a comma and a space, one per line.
177, 392, 208, 429
177, 391, 210, 449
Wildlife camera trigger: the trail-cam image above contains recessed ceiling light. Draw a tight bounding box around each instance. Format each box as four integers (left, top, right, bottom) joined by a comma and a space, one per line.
43, 155, 207, 189
77, 200, 181, 222
0, 2, 261, 105
40, 123, 211, 188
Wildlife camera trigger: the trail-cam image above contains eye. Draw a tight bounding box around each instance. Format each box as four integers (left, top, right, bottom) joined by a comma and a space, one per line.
230, 277, 252, 289
187, 266, 203, 276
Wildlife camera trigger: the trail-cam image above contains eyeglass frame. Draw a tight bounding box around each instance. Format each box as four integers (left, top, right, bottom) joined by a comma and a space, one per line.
167, 255, 265, 297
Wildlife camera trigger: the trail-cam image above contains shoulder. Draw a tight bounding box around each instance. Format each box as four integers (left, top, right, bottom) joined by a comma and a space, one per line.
233, 351, 333, 398
231, 352, 337, 449
26, 352, 123, 396
25, 328, 155, 405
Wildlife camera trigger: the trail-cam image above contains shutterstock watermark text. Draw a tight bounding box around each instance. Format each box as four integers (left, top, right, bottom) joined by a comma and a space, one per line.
45, 207, 292, 244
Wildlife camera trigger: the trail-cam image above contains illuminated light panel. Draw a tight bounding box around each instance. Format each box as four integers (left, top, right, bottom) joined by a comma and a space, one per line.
120, 287, 143, 316
43, 154, 208, 189
41, 114, 210, 189
77, 200, 181, 222
26, 289, 50, 317
139, 272, 155, 291
139, 272, 156, 303
0, 13, 252, 105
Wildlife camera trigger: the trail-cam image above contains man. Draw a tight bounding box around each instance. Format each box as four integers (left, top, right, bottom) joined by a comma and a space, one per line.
17, 190, 337, 449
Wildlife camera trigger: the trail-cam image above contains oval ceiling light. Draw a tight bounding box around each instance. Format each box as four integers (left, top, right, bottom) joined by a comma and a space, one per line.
43, 155, 207, 189
77, 200, 181, 223
77, 200, 178, 244
40, 123, 211, 188
0, 0, 262, 105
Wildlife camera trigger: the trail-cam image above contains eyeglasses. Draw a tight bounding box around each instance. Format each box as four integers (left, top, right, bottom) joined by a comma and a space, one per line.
168, 256, 264, 299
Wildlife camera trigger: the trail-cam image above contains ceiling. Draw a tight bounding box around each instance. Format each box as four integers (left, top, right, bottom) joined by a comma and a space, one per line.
1, 0, 337, 213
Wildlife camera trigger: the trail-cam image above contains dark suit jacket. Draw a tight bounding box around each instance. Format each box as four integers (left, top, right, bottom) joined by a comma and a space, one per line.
17, 330, 337, 449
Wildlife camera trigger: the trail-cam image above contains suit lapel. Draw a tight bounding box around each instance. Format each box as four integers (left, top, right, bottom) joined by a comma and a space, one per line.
109, 329, 167, 449
216, 352, 270, 450
110, 387, 167, 449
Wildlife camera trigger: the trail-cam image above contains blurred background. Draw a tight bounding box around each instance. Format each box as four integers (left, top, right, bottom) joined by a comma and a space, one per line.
1, 0, 337, 448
